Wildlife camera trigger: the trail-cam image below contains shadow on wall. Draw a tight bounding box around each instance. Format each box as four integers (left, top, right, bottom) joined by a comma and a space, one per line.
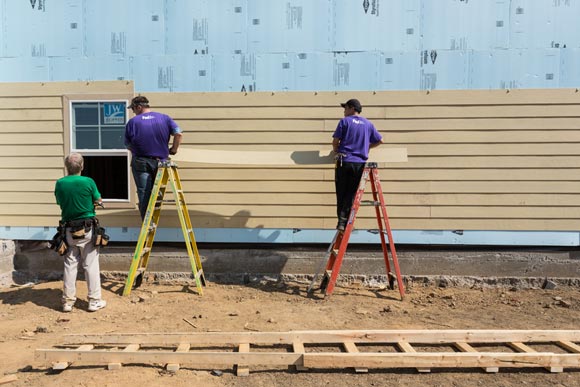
14, 208, 291, 285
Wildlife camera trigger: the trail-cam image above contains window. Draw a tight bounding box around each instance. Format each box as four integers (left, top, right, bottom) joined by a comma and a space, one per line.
70, 101, 130, 202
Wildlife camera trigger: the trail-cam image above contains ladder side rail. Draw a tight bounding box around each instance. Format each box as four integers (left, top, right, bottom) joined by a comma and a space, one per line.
324, 168, 370, 295
140, 173, 169, 270
372, 168, 405, 299
369, 168, 392, 275
167, 166, 204, 294
123, 166, 168, 296
171, 166, 205, 284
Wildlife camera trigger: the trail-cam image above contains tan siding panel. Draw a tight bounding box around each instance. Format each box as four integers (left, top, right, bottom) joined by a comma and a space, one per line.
0, 180, 56, 192
0, 120, 63, 133
0, 133, 62, 145
0, 145, 63, 157
178, 168, 576, 182
0, 169, 63, 180
0, 97, 62, 109
431, 206, 580, 218
388, 156, 580, 169
405, 144, 580, 156
184, 193, 580, 206
180, 119, 325, 132
0, 192, 56, 204
188, 130, 580, 144
0, 109, 63, 121
333, 118, 580, 131
0, 157, 63, 169
6, 215, 580, 230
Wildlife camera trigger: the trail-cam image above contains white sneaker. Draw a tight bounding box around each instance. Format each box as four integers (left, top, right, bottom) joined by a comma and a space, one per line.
62, 303, 73, 313
88, 299, 107, 312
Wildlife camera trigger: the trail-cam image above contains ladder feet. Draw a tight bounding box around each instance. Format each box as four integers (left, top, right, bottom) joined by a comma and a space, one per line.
133, 272, 144, 289
388, 272, 395, 290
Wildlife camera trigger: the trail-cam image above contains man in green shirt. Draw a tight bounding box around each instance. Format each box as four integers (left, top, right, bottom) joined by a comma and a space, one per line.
54, 153, 106, 313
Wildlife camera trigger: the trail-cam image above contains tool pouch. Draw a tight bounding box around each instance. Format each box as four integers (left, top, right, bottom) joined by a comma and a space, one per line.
92, 217, 110, 247
49, 223, 68, 256
66, 218, 93, 239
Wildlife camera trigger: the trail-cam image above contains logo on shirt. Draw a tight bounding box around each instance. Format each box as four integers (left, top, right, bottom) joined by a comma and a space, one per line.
141, 115, 155, 120
352, 118, 363, 124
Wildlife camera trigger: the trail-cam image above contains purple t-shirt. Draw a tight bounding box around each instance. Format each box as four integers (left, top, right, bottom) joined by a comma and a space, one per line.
124, 112, 181, 159
332, 115, 382, 163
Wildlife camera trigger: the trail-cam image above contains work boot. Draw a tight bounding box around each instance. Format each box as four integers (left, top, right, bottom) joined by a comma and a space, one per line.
336, 221, 346, 231
88, 299, 107, 312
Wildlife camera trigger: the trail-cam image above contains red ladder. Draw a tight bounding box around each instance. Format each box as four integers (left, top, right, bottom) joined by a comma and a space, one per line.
309, 162, 405, 300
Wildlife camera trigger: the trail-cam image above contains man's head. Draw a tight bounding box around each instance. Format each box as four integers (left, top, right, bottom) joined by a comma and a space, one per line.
128, 95, 150, 114
64, 153, 84, 175
340, 98, 362, 116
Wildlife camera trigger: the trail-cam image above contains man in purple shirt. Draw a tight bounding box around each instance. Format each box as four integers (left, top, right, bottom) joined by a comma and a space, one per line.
125, 96, 183, 219
332, 99, 383, 231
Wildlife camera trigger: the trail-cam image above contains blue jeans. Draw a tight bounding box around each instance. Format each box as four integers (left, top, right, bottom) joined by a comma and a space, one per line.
131, 157, 159, 220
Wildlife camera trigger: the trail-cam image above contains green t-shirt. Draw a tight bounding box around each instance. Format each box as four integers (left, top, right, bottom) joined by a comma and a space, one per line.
54, 175, 101, 222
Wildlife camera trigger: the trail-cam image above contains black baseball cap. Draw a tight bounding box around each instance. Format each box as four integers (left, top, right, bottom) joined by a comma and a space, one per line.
340, 98, 362, 113
128, 96, 149, 109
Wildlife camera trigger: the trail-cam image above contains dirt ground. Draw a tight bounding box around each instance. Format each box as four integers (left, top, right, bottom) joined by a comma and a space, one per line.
0, 277, 579, 387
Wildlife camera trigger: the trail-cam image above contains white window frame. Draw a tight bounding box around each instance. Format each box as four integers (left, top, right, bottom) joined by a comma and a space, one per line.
63, 94, 136, 209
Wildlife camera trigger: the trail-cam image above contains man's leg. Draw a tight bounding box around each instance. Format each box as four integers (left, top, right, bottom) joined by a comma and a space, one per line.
131, 157, 157, 219
62, 230, 80, 311
335, 164, 349, 229
77, 229, 106, 312
338, 163, 365, 229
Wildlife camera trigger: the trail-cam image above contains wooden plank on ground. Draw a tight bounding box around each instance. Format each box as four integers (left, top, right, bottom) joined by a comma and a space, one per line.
61, 330, 580, 346
166, 343, 190, 372
508, 342, 563, 373
397, 341, 430, 373
454, 342, 498, 373
557, 341, 580, 354
108, 344, 140, 370
52, 344, 94, 370
343, 341, 368, 373
302, 352, 580, 369
292, 340, 308, 371
235, 343, 250, 376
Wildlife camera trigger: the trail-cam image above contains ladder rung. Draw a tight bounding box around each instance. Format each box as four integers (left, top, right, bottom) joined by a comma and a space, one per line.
360, 200, 379, 206
331, 249, 339, 256
140, 247, 151, 257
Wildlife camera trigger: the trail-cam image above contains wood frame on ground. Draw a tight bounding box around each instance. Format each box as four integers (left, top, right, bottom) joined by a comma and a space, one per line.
35, 329, 580, 375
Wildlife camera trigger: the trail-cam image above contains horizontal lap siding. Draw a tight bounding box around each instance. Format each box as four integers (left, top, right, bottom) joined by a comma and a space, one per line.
0, 81, 133, 228
1, 85, 580, 232
149, 89, 580, 231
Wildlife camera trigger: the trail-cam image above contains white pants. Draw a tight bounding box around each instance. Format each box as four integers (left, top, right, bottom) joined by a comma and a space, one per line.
62, 228, 102, 304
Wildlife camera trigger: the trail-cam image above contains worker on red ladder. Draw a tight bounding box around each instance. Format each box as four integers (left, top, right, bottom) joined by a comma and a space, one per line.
332, 98, 384, 231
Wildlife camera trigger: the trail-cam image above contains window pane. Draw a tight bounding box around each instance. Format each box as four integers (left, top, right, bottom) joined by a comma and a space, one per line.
101, 103, 126, 125
75, 127, 99, 149
83, 155, 129, 200
102, 126, 125, 149
73, 104, 99, 125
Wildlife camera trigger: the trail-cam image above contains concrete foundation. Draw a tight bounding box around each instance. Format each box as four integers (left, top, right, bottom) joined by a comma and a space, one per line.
8, 240, 580, 290
0, 240, 16, 287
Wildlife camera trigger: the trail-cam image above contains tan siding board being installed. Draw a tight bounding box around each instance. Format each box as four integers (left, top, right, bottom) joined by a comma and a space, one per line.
1, 84, 580, 232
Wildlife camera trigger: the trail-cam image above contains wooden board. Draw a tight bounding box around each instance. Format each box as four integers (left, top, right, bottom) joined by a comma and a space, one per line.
171, 147, 407, 165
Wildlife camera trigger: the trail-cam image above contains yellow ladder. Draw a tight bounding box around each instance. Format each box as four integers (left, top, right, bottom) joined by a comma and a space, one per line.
122, 161, 206, 296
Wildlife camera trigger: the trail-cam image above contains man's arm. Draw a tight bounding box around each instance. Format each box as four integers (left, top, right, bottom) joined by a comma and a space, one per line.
169, 132, 183, 155
332, 137, 340, 152
369, 138, 384, 149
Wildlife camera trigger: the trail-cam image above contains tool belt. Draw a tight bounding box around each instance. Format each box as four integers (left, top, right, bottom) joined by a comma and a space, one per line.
49, 217, 109, 256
